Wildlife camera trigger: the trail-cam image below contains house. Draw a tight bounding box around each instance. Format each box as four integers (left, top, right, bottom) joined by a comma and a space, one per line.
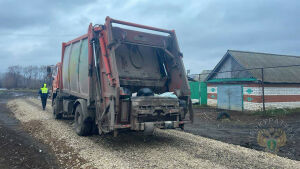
205, 50, 300, 111
189, 70, 211, 82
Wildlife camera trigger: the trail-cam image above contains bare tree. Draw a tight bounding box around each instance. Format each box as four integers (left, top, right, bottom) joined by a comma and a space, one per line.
2, 65, 50, 89
0, 73, 3, 88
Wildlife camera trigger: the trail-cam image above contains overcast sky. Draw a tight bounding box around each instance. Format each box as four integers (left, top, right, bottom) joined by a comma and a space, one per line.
0, 0, 299, 74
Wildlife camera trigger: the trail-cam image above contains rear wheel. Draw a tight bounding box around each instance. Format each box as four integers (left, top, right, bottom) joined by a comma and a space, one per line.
74, 104, 92, 136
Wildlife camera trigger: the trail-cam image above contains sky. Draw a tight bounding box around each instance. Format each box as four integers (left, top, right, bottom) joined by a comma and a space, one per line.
0, 0, 299, 74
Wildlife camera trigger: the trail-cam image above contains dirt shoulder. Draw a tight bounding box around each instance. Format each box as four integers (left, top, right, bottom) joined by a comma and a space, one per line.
7, 98, 300, 169
0, 96, 59, 169
185, 107, 300, 161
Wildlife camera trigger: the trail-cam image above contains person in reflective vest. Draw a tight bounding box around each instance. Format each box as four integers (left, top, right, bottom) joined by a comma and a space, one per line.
39, 83, 49, 110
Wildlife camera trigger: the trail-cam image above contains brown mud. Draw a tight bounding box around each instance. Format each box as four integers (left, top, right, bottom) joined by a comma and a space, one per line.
0, 90, 59, 169
185, 107, 300, 160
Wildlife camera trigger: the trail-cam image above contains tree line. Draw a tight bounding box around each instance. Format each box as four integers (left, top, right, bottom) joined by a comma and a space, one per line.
0, 65, 53, 89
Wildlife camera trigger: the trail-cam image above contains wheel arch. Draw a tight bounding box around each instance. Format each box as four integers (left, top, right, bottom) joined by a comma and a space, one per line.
73, 99, 95, 120
73, 99, 86, 115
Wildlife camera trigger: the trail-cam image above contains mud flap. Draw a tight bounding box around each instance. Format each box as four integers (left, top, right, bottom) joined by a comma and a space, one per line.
188, 99, 194, 123
144, 122, 154, 135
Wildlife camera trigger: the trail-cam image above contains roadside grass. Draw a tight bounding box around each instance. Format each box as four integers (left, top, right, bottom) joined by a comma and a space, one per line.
0, 88, 37, 96
192, 104, 300, 117
252, 108, 300, 116
7, 88, 37, 92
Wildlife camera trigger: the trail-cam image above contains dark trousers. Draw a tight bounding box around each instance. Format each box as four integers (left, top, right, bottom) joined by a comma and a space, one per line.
40, 95, 47, 110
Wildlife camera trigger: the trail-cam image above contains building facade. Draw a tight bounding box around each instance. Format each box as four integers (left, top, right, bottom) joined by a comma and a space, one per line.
206, 50, 300, 111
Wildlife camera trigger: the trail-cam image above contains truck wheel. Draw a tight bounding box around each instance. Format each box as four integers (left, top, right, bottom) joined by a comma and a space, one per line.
53, 99, 62, 119
74, 104, 91, 136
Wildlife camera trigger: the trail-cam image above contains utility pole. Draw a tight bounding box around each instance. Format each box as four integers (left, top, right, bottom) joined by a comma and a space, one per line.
261, 68, 265, 112
199, 74, 201, 105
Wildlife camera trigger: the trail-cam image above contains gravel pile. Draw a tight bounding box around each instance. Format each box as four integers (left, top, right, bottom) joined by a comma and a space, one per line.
8, 98, 300, 169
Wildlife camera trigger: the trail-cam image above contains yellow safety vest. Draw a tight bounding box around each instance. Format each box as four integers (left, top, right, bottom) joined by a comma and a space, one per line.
41, 85, 48, 94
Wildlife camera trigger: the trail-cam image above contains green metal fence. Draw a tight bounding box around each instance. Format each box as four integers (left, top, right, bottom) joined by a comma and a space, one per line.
189, 81, 207, 105
200, 82, 207, 105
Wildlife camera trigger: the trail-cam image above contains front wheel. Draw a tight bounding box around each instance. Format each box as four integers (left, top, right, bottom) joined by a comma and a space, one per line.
53, 99, 62, 119
74, 104, 92, 136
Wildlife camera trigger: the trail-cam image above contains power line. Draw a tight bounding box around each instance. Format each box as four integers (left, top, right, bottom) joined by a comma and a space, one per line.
0, 33, 79, 37
190, 64, 300, 76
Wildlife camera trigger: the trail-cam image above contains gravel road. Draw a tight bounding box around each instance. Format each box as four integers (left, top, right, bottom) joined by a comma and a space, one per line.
7, 98, 300, 169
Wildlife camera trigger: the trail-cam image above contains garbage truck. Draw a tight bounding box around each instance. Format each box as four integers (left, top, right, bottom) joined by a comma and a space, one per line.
51, 16, 193, 136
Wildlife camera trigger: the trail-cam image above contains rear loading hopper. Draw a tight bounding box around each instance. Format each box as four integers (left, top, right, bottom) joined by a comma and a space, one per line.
51, 17, 193, 136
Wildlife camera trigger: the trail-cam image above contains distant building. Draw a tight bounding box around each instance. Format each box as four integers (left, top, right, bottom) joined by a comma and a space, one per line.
190, 70, 211, 82
206, 50, 300, 111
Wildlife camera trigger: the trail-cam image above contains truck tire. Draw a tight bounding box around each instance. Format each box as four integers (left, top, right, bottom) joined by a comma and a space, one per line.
217, 112, 230, 120
53, 99, 62, 119
74, 104, 92, 136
